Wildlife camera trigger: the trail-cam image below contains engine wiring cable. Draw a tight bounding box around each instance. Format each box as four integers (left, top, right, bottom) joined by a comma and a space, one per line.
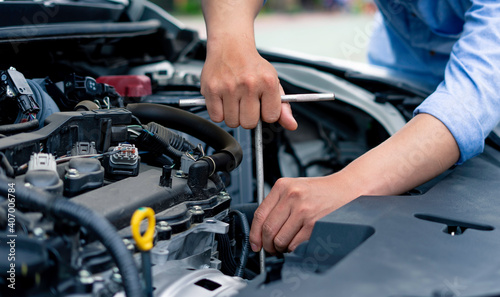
16, 148, 127, 172
216, 209, 251, 278
231, 209, 251, 278
0, 177, 143, 297
131, 114, 143, 127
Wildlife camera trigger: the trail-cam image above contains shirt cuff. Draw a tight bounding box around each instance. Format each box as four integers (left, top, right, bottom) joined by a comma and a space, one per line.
414, 90, 485, 164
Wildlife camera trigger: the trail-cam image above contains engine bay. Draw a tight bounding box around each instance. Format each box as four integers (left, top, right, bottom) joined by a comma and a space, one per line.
6, 1, 493, 297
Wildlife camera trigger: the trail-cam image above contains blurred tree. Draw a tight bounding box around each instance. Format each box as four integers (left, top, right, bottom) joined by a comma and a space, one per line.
150, 0, 201, 14
147, 0, 373, 14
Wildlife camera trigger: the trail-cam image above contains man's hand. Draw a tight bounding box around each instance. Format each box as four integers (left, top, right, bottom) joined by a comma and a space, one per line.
249, 175, 357, 254
201, 44, 297, 130
249, 114, 460, 253
201, 0, 297, 130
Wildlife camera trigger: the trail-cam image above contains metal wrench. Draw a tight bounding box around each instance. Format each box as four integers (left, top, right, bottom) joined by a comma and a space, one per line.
253, 93, 334, 273
179, 93, 335, 274
178, 93, 335, 107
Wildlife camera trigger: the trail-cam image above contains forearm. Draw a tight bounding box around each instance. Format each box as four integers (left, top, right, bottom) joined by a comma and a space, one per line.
341, 113, 460, 198
202, 0, 262, 50
249, 114, 460, 253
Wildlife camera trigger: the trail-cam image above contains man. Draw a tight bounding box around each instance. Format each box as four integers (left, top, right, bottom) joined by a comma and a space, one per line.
200, 0, 500, 254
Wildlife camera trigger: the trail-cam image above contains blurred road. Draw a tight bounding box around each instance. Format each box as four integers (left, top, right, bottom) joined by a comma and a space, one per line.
175, 12, 376, 63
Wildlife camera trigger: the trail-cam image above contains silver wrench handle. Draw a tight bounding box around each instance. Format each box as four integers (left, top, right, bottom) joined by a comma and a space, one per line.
178, 93, 335, 107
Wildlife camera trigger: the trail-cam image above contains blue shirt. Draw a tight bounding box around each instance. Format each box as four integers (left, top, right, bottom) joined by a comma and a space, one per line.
368, 0, 500, 164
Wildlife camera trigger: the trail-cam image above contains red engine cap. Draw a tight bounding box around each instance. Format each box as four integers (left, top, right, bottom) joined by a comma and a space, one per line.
96, 75, 152, 97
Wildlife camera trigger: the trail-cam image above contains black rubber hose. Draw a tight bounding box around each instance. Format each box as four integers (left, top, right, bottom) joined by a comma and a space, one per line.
127, 103, 242, 172
0, 178, 143, 297
231, 210, 250, 278
0, 119, 39, 135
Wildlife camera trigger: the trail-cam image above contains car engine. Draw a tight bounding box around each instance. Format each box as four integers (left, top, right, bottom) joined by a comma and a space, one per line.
0, 65, 255, 297
0, 1, 439, 297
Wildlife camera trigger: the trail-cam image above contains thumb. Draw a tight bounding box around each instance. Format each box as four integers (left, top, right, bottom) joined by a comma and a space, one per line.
278, 102, 298, 131
277, 85, 298, 131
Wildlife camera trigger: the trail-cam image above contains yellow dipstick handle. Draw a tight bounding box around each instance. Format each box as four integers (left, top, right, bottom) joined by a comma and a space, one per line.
131, 207, 156, 252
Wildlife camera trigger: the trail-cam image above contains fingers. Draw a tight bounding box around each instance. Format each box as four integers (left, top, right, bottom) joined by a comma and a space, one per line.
287, 224, 315, 252
249, 181, 283, 252
201, 51, 284, 129
222, 92, 241, 128
267, 211, 304, 253
249, 177, 325, 254
260, 74, 281, 125
260, 201, 292, 254
250, 189, 312, 254
278, 102, 298, 131
204, 94, 224, 123
239, 76, 261, 129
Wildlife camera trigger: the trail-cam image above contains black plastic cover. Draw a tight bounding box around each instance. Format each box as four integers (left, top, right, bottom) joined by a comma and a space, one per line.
237, 146, 500, 297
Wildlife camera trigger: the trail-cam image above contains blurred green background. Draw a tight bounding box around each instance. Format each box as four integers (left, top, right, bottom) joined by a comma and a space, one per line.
150, 0, 376, 15
149, 0, 377, 63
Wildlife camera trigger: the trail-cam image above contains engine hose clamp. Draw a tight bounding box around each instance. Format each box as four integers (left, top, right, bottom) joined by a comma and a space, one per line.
201, 156, 216, 176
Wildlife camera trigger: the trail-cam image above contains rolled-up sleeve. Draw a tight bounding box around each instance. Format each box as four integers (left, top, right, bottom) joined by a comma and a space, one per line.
414, 0, 500, 164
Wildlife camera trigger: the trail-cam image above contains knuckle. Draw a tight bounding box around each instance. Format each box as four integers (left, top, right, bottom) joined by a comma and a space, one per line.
288, 243, 298, 252
262, 222, 276, 236
261, 72, 278, 87
274, 177, 289, 189
273, 235, 288, 251
210, 113, 224, 123
242, 75, 257, 90
201, 81, 219, 96
225, 120, 239, 128
241, 120, 257, 129
253, 209, 267, 224
287, 185, 305, 200
296, 204, 312, 216
262, 111, 280, 124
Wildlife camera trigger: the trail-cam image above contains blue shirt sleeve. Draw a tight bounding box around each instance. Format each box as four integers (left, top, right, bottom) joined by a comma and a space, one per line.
414, 0, 500, 164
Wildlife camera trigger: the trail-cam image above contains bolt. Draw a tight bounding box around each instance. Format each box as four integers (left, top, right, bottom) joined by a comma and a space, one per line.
190, 206, 205, 224
6, 86, 14, 97
190, 206, 204, 215
79, 270, 94, 285
218, 191, 230, 199
66, 168, 79, 177
122, 239, 135, 252
156, 221, 172, 241
110, 271, 122, 284
157, 221, 170, 228
33, 227, 44, 237
1, 74, 6, 81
